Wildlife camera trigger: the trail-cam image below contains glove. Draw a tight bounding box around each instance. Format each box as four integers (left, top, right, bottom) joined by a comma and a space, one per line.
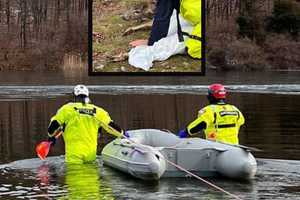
123, 131, 130, 138
47, 136, 56, 146
178, 129, 188, 138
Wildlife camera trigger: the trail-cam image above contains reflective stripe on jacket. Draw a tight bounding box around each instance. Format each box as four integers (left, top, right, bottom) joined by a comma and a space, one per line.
50, 102, 122, 164
187, 104, 245, 145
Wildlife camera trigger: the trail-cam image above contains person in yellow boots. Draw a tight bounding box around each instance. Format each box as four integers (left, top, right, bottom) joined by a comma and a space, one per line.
47, 84, 127, 164
178, 84, 245, 145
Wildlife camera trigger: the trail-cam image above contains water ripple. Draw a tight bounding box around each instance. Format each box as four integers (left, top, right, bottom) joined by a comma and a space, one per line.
1, 157, 300, 200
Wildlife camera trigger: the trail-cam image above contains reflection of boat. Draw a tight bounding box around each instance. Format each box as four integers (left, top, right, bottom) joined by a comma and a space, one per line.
101, 129, 257, 180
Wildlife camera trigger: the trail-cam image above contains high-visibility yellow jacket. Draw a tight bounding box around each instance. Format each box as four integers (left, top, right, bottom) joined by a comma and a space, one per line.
187, 104, 245, 145
49, 102, 123, 164
180, 0, 202, 59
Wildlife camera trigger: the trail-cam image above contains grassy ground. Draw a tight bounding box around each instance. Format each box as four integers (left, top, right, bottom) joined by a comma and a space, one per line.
92, 0, 201, 73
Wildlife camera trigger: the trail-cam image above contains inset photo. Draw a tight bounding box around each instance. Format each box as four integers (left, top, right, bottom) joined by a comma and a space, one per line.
89, 0, 205, 74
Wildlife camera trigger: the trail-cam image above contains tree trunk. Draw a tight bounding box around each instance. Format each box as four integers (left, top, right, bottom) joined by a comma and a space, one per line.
6, 0, 10, 31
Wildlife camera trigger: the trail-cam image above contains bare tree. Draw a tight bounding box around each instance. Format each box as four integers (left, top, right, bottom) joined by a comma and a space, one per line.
5, 0, 10, 31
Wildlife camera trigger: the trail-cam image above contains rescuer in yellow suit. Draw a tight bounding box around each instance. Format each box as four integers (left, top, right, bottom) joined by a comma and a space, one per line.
47, 84, 127, 164
180, 0, 202, 59
178, 84, 245, 145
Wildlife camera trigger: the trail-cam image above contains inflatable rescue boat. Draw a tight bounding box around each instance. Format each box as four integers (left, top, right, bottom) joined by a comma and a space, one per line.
101, 129, 257, 180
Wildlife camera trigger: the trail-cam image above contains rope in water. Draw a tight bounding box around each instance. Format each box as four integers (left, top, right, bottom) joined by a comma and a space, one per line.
126, 137, 242, 200
163, 158, 243, 200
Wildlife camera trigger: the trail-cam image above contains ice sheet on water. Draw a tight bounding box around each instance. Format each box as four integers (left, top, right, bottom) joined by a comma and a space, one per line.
0, 84, 300, 99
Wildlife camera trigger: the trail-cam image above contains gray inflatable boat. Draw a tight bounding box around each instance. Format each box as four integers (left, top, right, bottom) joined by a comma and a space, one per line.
101, 129, 257, 180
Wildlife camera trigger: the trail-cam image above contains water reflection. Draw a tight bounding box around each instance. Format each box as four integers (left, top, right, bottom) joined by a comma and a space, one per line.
1, 157, 300, 199
64, 163, 115, 200
0, 92, 300, 163
37, 164, 51, 186
0, 79, 300, 199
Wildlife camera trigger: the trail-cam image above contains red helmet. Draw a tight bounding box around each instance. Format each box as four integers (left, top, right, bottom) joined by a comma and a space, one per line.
208, 84, 226, 99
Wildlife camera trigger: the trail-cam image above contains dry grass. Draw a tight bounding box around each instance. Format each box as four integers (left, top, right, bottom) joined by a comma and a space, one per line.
0, 0, 88, 71
264, 34, 300, 70
225, 38, 269, 70
92, 0, 201, 73
206, 0, 300, 70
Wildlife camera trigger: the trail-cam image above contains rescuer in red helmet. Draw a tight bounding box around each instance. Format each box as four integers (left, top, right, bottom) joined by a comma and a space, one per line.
178, 84, 245, 145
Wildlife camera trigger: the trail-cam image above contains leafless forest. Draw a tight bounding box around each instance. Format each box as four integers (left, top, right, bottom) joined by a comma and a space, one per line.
206, 0, 300, 70
0, 0, 299, 71
0, 0, 88, 70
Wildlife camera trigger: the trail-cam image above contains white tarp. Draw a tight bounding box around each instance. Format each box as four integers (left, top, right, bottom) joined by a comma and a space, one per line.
128, 10, 193, 71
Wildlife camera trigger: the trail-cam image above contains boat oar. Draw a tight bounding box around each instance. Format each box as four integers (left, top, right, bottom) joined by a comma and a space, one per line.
216, 141, 263, 152
36, 131, 63, 160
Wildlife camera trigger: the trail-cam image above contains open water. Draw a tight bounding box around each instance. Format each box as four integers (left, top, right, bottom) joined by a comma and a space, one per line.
0, 83, 300, 199
0, 68, 300, 199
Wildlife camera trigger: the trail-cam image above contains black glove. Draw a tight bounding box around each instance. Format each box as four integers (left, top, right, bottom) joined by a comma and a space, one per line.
47, 136, 56, 146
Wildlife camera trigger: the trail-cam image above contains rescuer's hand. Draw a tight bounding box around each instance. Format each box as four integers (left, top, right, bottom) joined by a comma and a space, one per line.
123, 131, 130, 138
47, 136, 56, 146
178, 129, 188, 138
129, 39, 148, 47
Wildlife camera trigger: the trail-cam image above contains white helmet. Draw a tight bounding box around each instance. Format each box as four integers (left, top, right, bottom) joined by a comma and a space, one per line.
74, 84, 89, 97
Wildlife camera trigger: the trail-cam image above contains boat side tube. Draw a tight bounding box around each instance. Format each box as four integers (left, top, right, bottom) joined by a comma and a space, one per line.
215, 148, 257, 180
102, 138, 166, 180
